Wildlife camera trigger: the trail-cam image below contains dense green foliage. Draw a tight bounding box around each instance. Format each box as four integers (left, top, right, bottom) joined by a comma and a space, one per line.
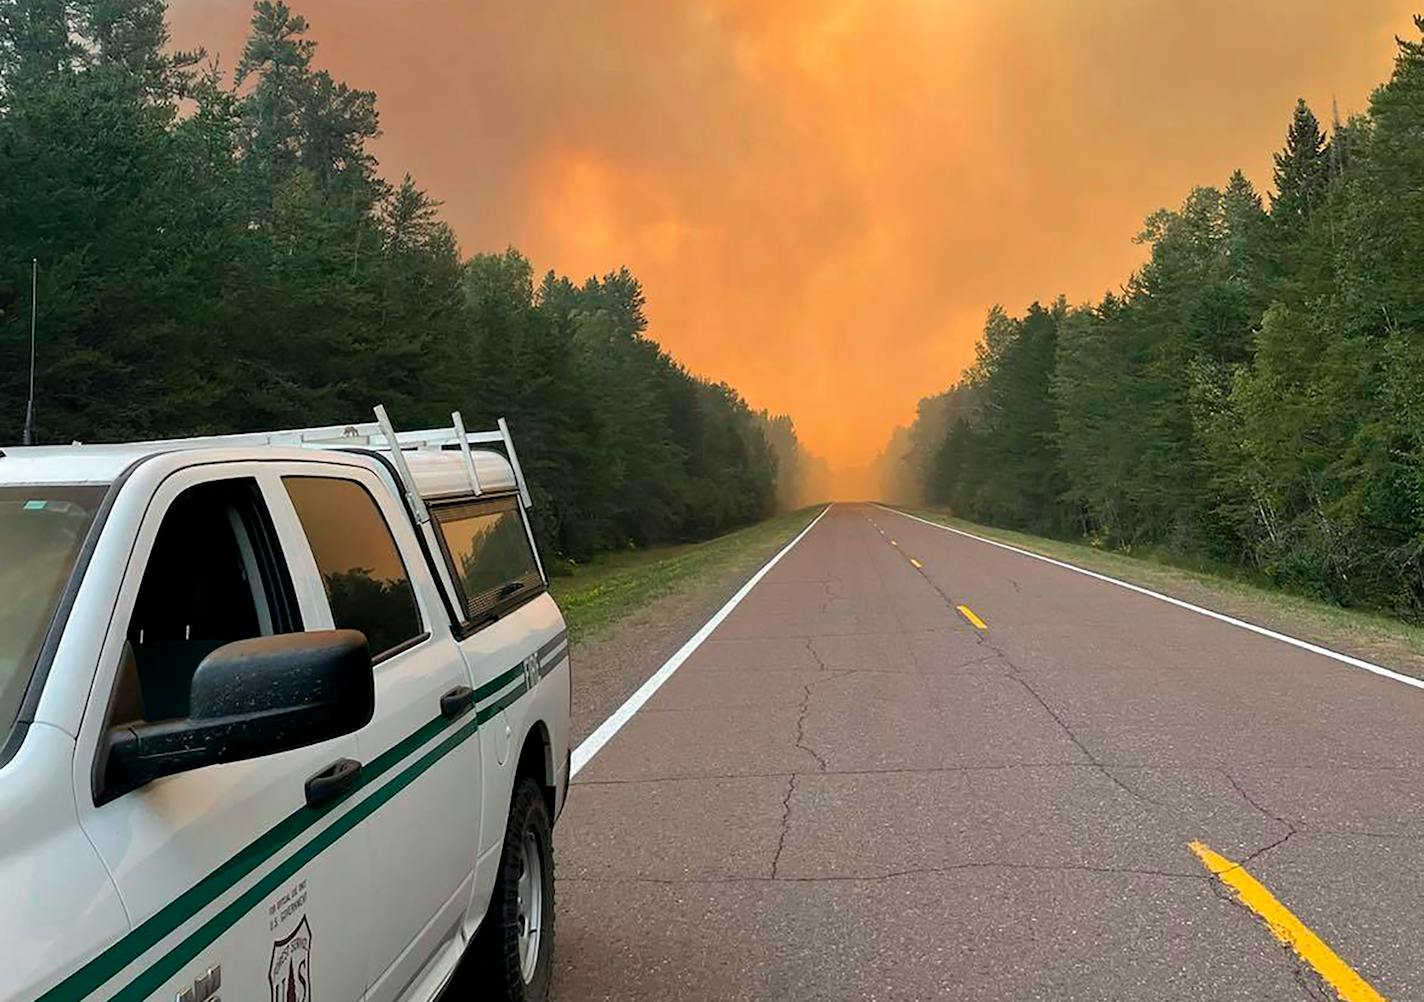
0, 0, 802, 564
886, 18, 1424, 619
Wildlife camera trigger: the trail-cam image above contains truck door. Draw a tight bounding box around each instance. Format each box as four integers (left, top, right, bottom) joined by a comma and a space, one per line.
74, 467, 370, 1002
280, 469, 482, 1001
424, 495, 553, 873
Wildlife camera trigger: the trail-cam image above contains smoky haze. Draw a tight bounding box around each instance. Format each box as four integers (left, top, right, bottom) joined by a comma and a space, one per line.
171, 0, 1413, 496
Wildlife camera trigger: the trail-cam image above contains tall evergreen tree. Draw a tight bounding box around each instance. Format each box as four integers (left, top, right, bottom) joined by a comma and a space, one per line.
1270, 98, 1329, 225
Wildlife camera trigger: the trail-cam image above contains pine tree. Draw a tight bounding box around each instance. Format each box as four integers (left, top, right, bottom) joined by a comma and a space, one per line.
0, 0, 78, 100
1270, 99, 1329, 225
235, 1, 316, 213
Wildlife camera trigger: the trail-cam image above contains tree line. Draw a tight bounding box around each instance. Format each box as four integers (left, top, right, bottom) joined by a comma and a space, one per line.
0, 0, 810, 566
884, 16, 1424, 620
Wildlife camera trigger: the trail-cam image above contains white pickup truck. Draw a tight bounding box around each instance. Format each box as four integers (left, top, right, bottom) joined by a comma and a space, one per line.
0, 411, 570, 1002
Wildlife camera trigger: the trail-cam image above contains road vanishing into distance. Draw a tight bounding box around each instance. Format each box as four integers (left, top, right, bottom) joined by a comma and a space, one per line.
548, 503, 1424, 1001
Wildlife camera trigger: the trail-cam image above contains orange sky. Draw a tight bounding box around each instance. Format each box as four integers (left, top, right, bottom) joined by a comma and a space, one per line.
170, 0, 1415, 472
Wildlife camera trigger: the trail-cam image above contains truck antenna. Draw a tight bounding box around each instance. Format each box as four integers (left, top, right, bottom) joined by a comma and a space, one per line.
22, 258, 37, 445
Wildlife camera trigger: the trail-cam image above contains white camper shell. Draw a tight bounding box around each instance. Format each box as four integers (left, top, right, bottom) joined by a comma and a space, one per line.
0, 410, 570, 1002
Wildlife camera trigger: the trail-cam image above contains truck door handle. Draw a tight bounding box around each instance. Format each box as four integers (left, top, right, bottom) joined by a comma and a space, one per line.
305, 758, 362, 808
440, 685, 476, 719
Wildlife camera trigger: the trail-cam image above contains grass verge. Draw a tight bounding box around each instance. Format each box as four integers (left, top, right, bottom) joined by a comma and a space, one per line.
893, 504, 1424, 676
550, 506, 823, 640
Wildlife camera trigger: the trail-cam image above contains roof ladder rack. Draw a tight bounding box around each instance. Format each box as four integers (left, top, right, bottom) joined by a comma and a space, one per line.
450, 411, 484, 496
498, 417, 533, 510
375, 405, 545, 583
373, 405, 431, 525
89, 405, 536, 516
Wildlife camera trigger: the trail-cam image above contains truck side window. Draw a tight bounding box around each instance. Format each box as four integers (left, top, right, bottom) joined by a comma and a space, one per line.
432, 496, 543, 625
112, 479, 298, 726
284, 476, 424, 660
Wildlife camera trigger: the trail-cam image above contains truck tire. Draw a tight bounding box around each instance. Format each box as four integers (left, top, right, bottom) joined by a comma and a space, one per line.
472, 778, 555, 1001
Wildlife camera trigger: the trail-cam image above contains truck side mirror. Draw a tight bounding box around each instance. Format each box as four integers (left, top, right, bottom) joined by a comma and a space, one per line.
99, 630, 375, 803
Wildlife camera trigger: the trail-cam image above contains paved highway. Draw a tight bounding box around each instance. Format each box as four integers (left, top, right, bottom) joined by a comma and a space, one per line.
549, 503, 1424, 1000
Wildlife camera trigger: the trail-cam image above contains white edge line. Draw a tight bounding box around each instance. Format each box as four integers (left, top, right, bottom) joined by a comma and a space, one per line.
570, 504, 832, 777
876, 503, 1424, 693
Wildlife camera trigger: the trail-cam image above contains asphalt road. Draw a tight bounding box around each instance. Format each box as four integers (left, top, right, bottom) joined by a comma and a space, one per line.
550, 503, 1424, 1001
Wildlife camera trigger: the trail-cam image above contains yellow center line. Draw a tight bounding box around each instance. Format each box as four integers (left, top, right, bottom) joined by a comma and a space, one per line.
1189, 842, 1387, 1002
910, 558, 923, 569
956, 604, 987, 630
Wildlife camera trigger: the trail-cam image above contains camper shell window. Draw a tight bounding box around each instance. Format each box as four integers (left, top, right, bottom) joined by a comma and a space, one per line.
431, 495, 543, 628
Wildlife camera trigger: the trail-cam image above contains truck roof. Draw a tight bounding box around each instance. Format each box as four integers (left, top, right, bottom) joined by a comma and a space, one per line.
0, 443, 518, 498
0, 443, 151, 487
0, 412, 524, 500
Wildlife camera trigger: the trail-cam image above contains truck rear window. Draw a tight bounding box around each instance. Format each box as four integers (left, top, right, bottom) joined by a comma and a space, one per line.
432, 496, 543, 625
0, 486, 106, 743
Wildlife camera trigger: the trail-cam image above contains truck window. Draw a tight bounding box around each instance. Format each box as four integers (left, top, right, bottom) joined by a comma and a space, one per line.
112, 479, 298, 726
432, 496, 543, 625
284, 476, 424, 660
0, 486, 106, 742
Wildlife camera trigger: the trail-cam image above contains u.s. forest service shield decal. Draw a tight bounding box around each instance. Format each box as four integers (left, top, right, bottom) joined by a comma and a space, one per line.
269, 915, 312, 1002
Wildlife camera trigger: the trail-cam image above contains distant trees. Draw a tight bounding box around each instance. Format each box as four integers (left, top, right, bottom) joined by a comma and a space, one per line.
0, 0, 804, 566
757, 411, 832, 511
463, 256, 781, 558
885, 15, 1424, 619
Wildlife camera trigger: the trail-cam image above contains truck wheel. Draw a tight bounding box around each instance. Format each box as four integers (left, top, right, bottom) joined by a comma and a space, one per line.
473, 778, 555, 1001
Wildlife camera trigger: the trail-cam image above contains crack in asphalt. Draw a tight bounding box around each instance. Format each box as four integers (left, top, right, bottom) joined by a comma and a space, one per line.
772, 666, 838, 876
1220, 769, 1299, 864
946, 613, 1176, 811
804, 637, 828, 671
1222, 769, 1289, 826
1241, 829, 1296, 867
770, 773, 797, 879
794, 683, 828, 773
1000, 667, 1174, 810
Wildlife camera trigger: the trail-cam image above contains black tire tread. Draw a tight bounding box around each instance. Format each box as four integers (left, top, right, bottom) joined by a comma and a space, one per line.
469, 777, 555, 1002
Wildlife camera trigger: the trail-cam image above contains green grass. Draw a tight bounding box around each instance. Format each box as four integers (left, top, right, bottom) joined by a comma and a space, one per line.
549, 506, 824, 640
894, 505, 1424, 674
